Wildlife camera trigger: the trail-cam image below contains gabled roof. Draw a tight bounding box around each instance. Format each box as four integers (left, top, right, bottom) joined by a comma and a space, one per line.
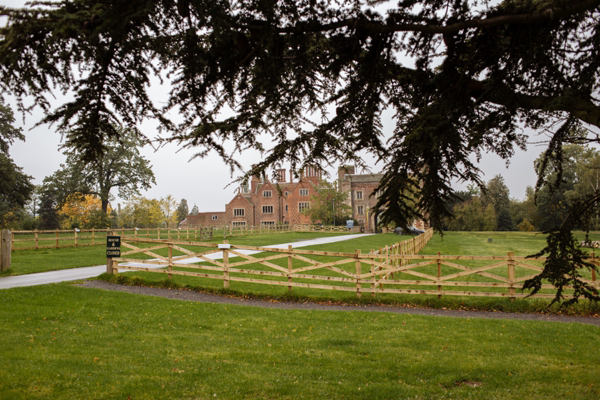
286, 177, 318, 195
227, 192, 253, 207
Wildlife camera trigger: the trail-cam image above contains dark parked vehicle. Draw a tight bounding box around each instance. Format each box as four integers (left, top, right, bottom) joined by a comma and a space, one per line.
394, 226, 425, 235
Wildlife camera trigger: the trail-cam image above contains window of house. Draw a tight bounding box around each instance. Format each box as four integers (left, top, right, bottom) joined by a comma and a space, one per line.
212, 215, 218, 220
299, 188, 309, 196
263, 190, 272, 198
284, 191, 289, 196
262, 205, 274, 214
261, 221, 275, 226
232, 221, 246, 227
285, 205, 288, 212
357, 205, 364, 215
233, 208, 245, 217
356, 191, 363, 200
298, 202, 310, 212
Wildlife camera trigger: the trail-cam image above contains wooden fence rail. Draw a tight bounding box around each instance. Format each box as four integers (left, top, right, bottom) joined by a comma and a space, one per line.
108, 228, 599, 300
9, 224, 363, 251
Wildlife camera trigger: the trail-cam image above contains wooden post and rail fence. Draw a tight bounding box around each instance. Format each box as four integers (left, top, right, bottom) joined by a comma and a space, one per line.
3, 227, 598, 301
7, 224, 364, 252
102, 229, 599, 301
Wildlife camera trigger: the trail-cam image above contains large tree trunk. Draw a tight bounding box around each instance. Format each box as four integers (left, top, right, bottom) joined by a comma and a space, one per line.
101, 198, 110, 215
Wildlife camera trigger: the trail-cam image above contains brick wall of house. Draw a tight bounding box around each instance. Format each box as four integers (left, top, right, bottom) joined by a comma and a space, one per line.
253, 182, 282, 226
180, 212, 226, 227
349, 182, 380, 231
225, 193, 254, 227
286, 178, 317, 225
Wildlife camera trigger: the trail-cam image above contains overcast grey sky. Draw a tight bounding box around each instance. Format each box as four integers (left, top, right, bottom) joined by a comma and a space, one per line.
2, 0, 547, 212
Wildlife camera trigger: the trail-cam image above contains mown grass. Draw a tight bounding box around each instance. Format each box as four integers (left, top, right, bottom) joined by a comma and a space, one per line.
423, 231, 600, 257
0, 284, 598, 399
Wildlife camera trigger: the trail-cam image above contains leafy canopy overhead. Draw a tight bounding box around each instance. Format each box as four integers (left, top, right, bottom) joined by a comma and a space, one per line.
1, 0, 600, 231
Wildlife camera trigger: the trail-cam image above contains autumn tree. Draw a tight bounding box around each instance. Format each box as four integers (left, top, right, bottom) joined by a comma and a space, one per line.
303, 180, 352, 225
61, 128, 156, 214
36, 160, 94, 229
160, 195, 177, 228
2, 0, 600, 302
120, 197, 164, 228
57, 193, 110, 229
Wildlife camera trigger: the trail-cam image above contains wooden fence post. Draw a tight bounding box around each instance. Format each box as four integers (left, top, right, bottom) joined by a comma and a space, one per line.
370, 262, 376, 298
355, 249, 362, 298
106, 258, 113, 275
507, 252, 515, 301
223, 240, 230, 289
437, 251, 442, 298
288, 245, 293, 292
1, 230, 11, 272
168, 244, 173, 279
91, 228, 95, 245
55, 229, 59, 248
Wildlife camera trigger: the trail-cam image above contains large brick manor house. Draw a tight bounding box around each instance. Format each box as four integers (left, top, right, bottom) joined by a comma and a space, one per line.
179, 165, 426, 232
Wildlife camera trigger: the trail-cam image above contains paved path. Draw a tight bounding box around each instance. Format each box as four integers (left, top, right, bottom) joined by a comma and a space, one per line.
0, 233, 374, 290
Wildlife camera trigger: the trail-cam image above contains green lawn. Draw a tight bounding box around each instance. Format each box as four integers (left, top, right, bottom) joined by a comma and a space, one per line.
0, 284, 598, 399
422, 231, 600, 257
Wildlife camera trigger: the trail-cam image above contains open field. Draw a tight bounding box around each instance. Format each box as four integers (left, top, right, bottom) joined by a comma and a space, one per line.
422, 231, 600, 257
0, 283, 598, 399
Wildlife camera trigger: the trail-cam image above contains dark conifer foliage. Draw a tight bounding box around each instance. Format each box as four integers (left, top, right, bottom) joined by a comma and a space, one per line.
1, 1, 600, 302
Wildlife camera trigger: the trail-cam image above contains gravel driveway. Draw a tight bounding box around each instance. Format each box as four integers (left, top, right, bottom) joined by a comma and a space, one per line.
80, 280, 600, 327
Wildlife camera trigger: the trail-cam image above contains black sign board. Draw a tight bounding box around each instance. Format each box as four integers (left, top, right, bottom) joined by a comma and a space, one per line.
106, 236, 121, 258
